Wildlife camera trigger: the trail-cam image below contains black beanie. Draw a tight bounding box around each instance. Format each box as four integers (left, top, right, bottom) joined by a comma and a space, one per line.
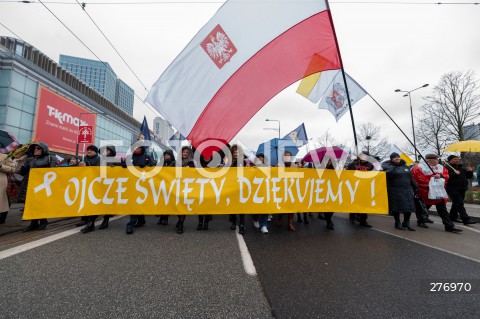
447, 155, 459, 162
390, 152, 400, 160
86, 145, 99, 154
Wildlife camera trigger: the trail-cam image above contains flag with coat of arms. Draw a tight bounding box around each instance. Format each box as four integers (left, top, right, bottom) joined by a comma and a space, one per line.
283, 123, 308, 147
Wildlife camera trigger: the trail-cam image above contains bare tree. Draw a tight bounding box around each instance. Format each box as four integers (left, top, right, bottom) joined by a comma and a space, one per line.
315, 129, 338, 148
416, 104, 455, 156
425, 70, 480, 141
357, 122, 391, 158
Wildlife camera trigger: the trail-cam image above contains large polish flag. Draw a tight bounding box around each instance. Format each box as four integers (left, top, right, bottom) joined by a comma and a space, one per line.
146, 0, 341, 154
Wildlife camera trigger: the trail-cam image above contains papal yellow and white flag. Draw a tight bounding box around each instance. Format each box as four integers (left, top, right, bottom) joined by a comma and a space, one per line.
297, 70, 367, 122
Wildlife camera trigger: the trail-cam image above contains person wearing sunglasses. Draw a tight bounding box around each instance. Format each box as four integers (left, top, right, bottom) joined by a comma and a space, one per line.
17, 142, 58, 231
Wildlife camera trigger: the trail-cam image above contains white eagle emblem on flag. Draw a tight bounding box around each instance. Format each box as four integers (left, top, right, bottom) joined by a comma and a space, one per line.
201, 25, 237, 69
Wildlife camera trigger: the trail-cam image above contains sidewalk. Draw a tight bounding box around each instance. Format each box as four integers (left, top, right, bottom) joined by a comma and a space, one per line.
0, 203, 76, 237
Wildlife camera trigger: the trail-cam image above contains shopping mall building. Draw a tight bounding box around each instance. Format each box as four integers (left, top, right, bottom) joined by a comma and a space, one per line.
0, 36, 142, 158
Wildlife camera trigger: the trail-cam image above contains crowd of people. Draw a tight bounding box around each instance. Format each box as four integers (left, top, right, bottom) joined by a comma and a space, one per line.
0, 140, 477, 236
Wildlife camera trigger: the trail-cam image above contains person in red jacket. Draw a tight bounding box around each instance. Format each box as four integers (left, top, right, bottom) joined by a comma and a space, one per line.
411, 154, 462, 233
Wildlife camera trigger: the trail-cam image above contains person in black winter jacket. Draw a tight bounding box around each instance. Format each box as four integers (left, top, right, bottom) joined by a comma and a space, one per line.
229, 144, 247, 234
347, 152, 374, 227
445, 155, 477, 225
97, 145, 122, 230
157, 150, 175, 228
126, 145, 156, 234
382, 153, 418, 231
323, 159, 336, 230
79, 145, 102, 233
17, 142, 58, 231
80, 145, 101, 167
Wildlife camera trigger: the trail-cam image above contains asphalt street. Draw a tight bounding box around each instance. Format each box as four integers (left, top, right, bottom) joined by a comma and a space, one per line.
1, 210, 480, 319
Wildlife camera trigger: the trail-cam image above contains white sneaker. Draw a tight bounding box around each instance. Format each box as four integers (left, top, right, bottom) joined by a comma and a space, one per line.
261, 226, 268, 234
268, 214, 272, 221
253, 221, 260, 228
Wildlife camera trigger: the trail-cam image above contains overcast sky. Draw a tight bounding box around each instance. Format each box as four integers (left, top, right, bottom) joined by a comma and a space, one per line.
1, 0, 479, 156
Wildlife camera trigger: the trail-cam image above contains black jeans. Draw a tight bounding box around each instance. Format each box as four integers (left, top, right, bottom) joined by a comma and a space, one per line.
324, 212, 333, 223
128, 215, 145, 226
427, 202, 455, 230
350, 213, 367, 223
446, 189, 470, 222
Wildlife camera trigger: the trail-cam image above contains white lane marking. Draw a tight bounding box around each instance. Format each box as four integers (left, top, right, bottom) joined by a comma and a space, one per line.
236, 232, 257, 276
376, 214, 480, 233
373, 228, 480, 264
457, 225, 480, 234
0, 216, 125, 261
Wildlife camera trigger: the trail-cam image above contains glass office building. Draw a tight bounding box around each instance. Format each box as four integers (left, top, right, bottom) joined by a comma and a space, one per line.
59, 54, 134, 116
116, 79, 134, 116
0, 36, 140, 156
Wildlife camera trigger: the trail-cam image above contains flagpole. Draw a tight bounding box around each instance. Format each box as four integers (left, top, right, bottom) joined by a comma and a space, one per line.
367, 94, 438, 174
367, 95, 425, 162
325, 0, 359, 155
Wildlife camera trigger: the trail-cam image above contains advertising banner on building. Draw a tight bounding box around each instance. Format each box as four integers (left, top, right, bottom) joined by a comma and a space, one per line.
23, 167, 388, 219
33, 85, 96, 154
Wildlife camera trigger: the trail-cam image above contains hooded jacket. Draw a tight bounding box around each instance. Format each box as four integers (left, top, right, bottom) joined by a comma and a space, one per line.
17, 142, 58, 203
181, 146, 195, 167
163, 149, 176, 167
382, 159, 418, 213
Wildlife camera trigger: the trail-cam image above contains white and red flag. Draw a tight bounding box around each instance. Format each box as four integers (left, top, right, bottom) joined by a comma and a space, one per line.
146, 0, 341, 155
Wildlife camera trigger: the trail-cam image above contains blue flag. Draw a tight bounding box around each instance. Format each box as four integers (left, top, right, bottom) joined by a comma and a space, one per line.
169, 131, 186, 151
283, 123, 308, 147
140, 116, 152, 141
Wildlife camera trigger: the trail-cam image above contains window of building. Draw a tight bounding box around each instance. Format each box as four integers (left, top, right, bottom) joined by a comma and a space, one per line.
0, 88, 8, 106
25, 78, 38, 97
22, 95, 36, 114
20, 112, 34, 129
18, 128, 32, 144
0, 69, 10, 87
14, 43, 24, 56
5, 108, 21, 127
0, 106, 6, 125
4, 125, 19, 140
11, 71, 26, 92
9, 89, 23, 110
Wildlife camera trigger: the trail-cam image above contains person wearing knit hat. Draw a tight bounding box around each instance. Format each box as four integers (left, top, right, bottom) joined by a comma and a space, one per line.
382, 152, 418, 231
86, 145, 99, 154
79, 145, 101, 167
390, 152, 400, 160
447, 155, 459, 162
78, 144, 101, 233
445, 154, 476, 225
411, 153, 463, 233
346, 152, 375, 227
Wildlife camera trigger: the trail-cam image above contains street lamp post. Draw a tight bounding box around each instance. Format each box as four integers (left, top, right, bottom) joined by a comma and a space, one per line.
365, 135, 371, 154
395, 84, 429, 161
265, 119, 281, 139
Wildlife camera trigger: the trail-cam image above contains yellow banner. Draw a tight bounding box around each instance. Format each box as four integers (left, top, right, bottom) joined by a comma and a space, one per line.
23, 167, 388, 219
